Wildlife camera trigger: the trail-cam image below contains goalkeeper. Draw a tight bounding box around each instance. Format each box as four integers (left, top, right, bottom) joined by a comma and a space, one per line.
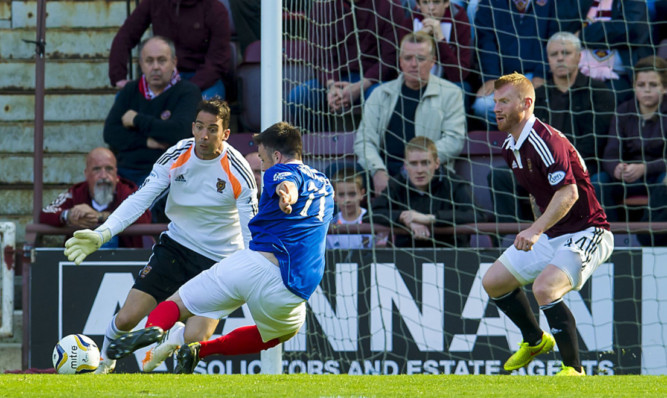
64, 98, 258, 374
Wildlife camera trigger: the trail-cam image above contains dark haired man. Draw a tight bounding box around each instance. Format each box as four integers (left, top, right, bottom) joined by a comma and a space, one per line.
101, 122, 335, 374
66, 98, 258, 374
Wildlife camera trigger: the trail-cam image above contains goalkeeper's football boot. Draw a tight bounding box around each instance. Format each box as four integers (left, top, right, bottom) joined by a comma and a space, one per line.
142, 321, 185, 372
503, 332, 556, 371
555, 365, 586, 376
174, 342, 201, 374
107, 326, 164, 360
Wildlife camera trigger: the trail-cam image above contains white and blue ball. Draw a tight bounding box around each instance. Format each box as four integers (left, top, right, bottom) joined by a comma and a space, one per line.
52, 334, 100, 374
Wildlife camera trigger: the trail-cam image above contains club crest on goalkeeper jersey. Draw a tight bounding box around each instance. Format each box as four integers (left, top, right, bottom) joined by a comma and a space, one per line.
249, 163, 334, 300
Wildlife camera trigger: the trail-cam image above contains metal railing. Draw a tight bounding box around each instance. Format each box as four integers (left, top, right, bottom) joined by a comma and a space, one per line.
25, 221, 667, 247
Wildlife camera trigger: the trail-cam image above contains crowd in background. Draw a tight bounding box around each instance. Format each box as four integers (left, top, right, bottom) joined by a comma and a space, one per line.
40, 0, 667, 249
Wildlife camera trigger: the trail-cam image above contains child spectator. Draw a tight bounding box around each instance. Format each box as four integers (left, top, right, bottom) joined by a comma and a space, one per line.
412, 0, 472, 86
592, 56, 667, 245
327, 168, 387, 249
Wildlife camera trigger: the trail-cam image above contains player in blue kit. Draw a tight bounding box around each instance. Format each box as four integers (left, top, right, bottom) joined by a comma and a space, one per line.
104, 121, 335, 373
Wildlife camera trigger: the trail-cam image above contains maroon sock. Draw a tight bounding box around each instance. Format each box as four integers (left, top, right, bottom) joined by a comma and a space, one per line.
198, 326, 280, 358
146, 300, 180, 331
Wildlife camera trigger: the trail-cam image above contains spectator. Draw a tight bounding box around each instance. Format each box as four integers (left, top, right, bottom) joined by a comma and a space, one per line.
371, 136, 477, 248
39, 147, 151, 248
472, 0, 556, 127
228, 0, 311, 54
245, 151, 263, 199
536, 32, 615, 174
652, 1, 667, 47
555, 0, 651, 105
228, 0, 260, 55
592, 56, 667, 246
108, 0, 232, 99
104, 36, 201, 189
412, 0, 472, 85
327, 168, 387, 249
288, 0, 411, 131
488, 31, 615, 225
354, 32, 466, 195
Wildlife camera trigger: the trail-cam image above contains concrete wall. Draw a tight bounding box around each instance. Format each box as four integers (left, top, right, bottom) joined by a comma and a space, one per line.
0, 1, 134, 243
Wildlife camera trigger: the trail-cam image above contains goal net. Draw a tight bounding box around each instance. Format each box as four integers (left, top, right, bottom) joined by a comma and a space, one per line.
272, 0, 666, 375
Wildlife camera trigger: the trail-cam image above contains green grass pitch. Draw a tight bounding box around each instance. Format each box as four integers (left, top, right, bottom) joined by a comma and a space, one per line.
1, 374, 665, 397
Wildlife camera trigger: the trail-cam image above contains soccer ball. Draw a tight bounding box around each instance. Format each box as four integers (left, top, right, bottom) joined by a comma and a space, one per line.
52, 334, 100, 374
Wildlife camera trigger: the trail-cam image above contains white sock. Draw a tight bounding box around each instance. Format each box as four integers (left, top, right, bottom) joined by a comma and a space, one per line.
101, 314, 127, 359
169, 322, 186, 346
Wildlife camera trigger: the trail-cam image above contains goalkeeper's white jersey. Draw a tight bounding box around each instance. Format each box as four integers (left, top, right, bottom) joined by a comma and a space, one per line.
101, 138, 258, 261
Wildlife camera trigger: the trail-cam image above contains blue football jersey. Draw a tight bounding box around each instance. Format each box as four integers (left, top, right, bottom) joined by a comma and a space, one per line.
249, 163, 334, 299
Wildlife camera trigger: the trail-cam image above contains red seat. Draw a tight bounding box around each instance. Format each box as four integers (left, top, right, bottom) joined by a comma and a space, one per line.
455, 131, 508, 214
302, 131, 356, 172
659, 38, 667, 60
227, 132, 256, 155
236, 41, 261, 131
462, 130, 507, 156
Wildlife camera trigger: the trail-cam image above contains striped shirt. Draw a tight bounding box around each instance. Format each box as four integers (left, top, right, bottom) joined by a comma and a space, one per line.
103, 138, 258, 261
501, 115, 609, 237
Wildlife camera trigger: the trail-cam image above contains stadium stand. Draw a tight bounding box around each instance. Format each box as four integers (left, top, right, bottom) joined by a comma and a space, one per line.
10, 0, 667, 376
454, 130, 507, 216
227, 132, 256, 155
236, 40, 262, 132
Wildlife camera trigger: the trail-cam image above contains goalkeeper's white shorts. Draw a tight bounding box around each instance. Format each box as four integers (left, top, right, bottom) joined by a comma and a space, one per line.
179, 249, 306, 342
498, 227, 614, 291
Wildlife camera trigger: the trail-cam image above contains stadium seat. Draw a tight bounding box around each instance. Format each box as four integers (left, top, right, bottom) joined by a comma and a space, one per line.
142, 235, 156, 249
283, 39, 314, 98
659, 39, 667, 60
470, 234, 494, 248
454, 131, 508, 214
614, 233, 642, 248
227, 132, 256, 155
302, 131, 356, 173
236, 40, 261, 132
500, 234, 516, 249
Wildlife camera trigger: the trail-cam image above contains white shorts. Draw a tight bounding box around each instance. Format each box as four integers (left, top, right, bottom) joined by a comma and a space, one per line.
498, 227, 614, 291
179, 249, 306, 342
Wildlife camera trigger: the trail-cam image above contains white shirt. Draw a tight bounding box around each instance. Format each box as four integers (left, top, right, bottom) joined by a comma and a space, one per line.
326, 208, 374, 249
100, 138, 258, 261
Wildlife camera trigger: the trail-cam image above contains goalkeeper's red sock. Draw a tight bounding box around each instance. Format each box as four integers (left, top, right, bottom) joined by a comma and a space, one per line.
198, 325, 279, 358
146, 300, 180, 331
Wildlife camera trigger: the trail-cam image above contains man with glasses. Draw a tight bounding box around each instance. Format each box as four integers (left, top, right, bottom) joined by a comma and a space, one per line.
354, 31, 466, 195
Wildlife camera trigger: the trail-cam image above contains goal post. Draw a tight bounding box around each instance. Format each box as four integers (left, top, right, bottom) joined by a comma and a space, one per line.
259, 0, 284, 375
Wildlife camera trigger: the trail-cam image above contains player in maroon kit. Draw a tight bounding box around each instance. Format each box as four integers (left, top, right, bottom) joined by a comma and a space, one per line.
481, 72, 614, 376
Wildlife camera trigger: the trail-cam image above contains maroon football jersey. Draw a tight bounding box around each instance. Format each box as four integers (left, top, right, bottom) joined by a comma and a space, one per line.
501, 116, 609, 237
